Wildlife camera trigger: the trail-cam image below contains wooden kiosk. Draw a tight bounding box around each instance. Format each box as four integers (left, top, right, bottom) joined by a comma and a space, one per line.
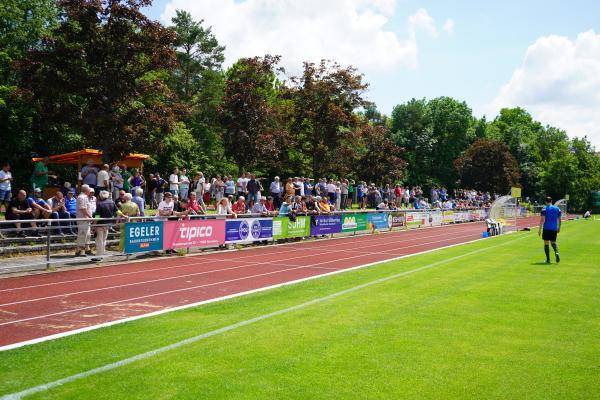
32, 149, 149, 198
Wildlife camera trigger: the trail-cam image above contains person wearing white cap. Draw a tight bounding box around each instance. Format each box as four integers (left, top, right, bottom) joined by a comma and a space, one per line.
251, 196, 271, 216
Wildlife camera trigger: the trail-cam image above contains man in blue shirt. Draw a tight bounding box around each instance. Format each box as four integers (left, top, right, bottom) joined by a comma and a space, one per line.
538, 196, 562, 264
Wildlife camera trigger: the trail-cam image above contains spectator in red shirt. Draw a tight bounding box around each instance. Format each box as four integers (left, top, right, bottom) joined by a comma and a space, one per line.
231, 196, 246, 214
265, 196, 275, 212
187, 192, 206, 215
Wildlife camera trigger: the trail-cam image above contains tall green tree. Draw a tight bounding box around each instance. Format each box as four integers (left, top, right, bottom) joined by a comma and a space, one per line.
390, 98, 435, 185
287, 60, 368, 177
0, 0, 58, 188
20, 0, 184, 163
170, 10, 225, 101
454, 138, 521, 194
169, 10, 227, 173
219, 55, 287, 174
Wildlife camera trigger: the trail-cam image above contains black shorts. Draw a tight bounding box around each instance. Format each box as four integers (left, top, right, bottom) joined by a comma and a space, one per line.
542, 229, 557, 242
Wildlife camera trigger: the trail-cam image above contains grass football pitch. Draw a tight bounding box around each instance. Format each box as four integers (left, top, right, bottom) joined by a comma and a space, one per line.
1, 220, 599, 399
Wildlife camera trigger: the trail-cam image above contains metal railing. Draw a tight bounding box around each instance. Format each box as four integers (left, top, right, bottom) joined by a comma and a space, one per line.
0, 207, 491, 274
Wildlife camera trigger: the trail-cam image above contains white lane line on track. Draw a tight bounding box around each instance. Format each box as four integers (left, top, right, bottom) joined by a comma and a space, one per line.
0, 230, 517, 352
0, 229, 482, 308
0, 234, 524, 400
0, 223, 484, 292
0, 232, 483, 324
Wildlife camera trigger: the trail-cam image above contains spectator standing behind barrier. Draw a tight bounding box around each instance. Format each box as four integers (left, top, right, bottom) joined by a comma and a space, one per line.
224, 175, 235, 198
31, 157, 56, 192
93, 190, 119, 259
88, 188, 97, 215
75, 185, 93, 256
168, 167, 179, 196
110, 165, 124, 200
246, 174, 258, 208
179, 168, 190, 199
80, 159, 98, 189
0, 162, 13, 212
340, 180, 348, 210
155, 173, 166, 206
5, 190, 36, 237
96, 164, 110, 192
278, 195, 291, 216
285, 178, 295, 199
147, 173, 158, 209
270, 177, 282, 209
47, 191, 72, 235
129, 169, 145, 195
132, 188, 145, 217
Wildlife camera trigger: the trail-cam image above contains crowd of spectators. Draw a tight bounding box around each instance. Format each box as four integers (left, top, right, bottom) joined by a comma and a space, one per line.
0, 159, 497, 254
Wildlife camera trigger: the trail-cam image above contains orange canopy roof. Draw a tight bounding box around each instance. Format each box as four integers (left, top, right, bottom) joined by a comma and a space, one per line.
32, 149, 149, 168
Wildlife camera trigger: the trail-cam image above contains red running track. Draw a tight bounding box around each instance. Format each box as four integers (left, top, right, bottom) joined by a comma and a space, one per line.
0, 217, 540, 348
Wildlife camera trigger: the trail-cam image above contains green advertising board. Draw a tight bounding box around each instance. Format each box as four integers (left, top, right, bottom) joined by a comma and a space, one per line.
341, 214, 368, 233
272, 216, 311, 239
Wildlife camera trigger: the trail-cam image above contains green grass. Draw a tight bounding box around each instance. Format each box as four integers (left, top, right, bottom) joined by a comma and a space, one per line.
1, 220, 599, 399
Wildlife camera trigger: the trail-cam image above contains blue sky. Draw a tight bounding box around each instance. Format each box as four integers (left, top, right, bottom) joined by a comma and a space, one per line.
143, 0, 600, 148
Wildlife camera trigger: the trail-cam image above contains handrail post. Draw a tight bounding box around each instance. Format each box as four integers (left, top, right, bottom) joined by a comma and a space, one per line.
46, 221, 51, 269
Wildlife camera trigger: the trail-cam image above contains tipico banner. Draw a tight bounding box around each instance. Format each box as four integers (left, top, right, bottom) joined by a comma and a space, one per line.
311, 215, 342, 235
367, 213, 391, 231
163, 219, 226, 249
225, 218, 273, 243
272, 216, 311, 239
341, 213, 368, 232
121, 221, 164, 253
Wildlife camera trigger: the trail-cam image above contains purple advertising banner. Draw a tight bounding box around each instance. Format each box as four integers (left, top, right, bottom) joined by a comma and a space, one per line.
310, 215, 342, 235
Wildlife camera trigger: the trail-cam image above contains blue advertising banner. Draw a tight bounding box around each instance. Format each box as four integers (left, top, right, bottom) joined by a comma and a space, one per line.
120, 221, 164, 253
367, 213, 392, 231
225, 218, 273, 243
310, 215, 342, 235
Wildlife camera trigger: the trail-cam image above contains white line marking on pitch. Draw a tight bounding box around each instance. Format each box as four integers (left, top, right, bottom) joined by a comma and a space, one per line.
0, 230, 479, 307
0, 235, 524, 400
0, 231, 517, 353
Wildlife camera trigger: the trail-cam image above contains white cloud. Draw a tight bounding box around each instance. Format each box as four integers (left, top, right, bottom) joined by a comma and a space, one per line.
408, 8, 438, 39
490, 30, 600, 149
160, 0, 440, 73
443, 18, 454, 35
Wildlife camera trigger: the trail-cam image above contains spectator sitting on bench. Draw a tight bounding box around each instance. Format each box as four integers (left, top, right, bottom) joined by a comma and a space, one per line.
5, 190, 38, 237
47, 191, 74, 235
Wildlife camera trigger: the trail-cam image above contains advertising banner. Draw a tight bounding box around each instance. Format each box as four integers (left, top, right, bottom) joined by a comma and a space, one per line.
341, 213, 368, 232
454, 210, 470, 223
121, 221, 164, 253
225, 218, 273, 243
443, 210, 454, 224
272, 216, 311, 239
367, 213, 391, 231
405, 211, 428, 229
163, 219, 226, 249
311, 215, 342, 235
390, 212, 405, 228
430, 210, 443, 226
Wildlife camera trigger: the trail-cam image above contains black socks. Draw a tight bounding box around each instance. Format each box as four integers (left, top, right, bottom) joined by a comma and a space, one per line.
544, 244, 550, 261
551, 243, 558, 254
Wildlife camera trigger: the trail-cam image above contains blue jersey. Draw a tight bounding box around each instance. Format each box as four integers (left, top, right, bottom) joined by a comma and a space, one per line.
541, 205, 561, 231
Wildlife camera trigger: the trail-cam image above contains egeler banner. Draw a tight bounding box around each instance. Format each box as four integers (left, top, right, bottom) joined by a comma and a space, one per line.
163, 219, 226, 249
121, 221, 164, 253
225, 218, 273, 243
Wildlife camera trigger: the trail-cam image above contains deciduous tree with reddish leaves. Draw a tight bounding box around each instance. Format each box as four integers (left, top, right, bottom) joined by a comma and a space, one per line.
454, 138, 521, 194
19, 0, 184, 163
